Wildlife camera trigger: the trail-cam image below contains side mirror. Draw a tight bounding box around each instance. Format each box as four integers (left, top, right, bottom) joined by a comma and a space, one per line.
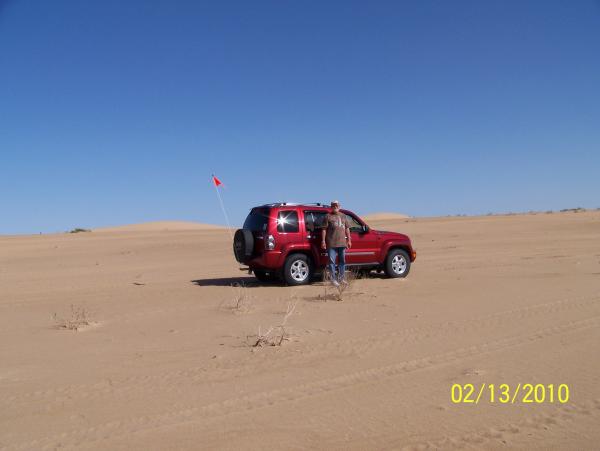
361, 225, 370, 233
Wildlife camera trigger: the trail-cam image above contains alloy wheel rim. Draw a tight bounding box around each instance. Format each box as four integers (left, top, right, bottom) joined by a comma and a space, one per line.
290, 260, 309, 281
391, 255, 407, 274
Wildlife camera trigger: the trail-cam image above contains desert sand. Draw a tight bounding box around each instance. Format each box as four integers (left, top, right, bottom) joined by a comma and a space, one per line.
1, 211, 600, 450
93, 221, 223, 233
363, 212, 411, 221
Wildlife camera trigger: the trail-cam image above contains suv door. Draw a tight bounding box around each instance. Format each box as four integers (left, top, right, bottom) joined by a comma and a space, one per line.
275, 210, 302, 252
303, 210, 329, 268
242, 207, 271, 257
344, 211, 380, 265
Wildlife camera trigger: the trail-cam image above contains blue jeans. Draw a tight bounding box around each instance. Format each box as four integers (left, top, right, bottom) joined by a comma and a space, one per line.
327, 247, 346, 281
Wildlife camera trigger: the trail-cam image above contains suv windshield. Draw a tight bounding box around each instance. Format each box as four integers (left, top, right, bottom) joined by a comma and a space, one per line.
243, 208, 271, 232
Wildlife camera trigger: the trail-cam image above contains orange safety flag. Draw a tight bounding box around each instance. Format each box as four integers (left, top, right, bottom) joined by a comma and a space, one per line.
212, 175, 223, 187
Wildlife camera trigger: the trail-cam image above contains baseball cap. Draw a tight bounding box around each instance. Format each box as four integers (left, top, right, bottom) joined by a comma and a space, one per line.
331, 200, 339, 206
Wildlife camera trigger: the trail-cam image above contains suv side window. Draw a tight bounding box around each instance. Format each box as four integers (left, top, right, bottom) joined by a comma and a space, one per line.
277, 210, 299, 233
344, 213, 364, 232
304, 211, 327, 231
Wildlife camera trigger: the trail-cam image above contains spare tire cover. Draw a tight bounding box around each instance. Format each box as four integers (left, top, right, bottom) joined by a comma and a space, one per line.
233, 229, 254, 262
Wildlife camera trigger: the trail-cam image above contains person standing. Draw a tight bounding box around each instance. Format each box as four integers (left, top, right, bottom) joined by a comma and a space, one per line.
321, 200, 352, 286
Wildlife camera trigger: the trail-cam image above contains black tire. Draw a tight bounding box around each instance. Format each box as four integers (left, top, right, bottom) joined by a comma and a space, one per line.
384, 249, 411, 278
253, 269, 278, 283
282, 253, 311, 285
233, 229, 254, 263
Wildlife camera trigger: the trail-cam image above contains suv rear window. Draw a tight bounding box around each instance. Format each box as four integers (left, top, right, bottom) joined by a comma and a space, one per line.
243, 208, 270, 232
277, 210, 299, 233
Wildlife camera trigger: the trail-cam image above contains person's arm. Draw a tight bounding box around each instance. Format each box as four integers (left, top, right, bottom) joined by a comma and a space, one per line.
345, 218, 352, 248
321, 216, 328, 249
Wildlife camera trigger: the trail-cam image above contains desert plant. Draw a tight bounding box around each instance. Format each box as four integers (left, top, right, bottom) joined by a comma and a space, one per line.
317, 267, 358, 301
317, 268, 338, 301
249, 300, 297, 347
220, 282, 253, 314
52, 304, 91, 331
68, 228, 91, 233
335, 268, 358, 300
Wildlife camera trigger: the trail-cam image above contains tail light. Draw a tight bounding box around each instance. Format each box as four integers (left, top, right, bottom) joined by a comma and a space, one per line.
265, 234, 275, 250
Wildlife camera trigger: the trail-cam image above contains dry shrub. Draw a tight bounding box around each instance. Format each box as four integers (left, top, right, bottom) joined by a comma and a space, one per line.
249, 300, 297, 347
318, 268, 359, 301
52, 304, 92, 331
68, 228, 91, 233
560, 207, 586, 213
220, 282, 253, 314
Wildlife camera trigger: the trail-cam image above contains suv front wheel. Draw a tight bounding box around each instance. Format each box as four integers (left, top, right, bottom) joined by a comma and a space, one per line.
385, 249, 411, 278
282, 253, 311, 285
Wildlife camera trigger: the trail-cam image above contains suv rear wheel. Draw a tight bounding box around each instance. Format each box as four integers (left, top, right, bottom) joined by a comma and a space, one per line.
283, 253, 311, 285
385, 249, 410, 278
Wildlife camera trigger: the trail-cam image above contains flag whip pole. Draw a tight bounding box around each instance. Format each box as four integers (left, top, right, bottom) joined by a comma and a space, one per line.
212, 175, 233, 239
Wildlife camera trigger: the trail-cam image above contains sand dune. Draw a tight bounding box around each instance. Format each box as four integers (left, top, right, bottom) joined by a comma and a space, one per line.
93, 220, 223, 232
363, 212, 410, 221
1, 211, 599, 450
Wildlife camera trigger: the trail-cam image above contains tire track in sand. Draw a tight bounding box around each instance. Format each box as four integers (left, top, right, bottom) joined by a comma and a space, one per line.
398, 398, 600, 451
2, 293, 599, 407
7, 314, 600, 451
317, 398, 600, 450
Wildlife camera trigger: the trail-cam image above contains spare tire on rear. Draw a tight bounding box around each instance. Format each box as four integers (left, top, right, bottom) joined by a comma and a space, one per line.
233, 229, 254, 263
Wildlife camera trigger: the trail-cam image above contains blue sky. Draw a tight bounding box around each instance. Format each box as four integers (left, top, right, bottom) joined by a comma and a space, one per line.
1, 0, 599, 234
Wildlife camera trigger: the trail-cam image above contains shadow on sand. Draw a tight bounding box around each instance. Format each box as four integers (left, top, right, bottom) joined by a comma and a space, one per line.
191, 270, 384, 288
191, 277, 281, 288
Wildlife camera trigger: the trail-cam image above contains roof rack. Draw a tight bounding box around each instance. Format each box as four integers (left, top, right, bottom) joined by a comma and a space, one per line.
257, 202, 329, 208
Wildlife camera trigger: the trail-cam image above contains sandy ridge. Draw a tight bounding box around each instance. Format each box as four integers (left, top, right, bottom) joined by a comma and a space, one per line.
92, 221, 223, 232
363, 212, 410, 221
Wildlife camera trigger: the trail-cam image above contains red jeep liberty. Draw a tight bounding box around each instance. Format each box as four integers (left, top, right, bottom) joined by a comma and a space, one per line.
233, 203, 416, 285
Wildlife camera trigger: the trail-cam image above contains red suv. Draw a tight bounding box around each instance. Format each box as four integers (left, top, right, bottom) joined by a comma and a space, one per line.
233, 203, 416, 285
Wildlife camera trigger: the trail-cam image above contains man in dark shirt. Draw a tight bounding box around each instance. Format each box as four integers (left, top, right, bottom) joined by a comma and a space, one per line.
321, 200, 352, 286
